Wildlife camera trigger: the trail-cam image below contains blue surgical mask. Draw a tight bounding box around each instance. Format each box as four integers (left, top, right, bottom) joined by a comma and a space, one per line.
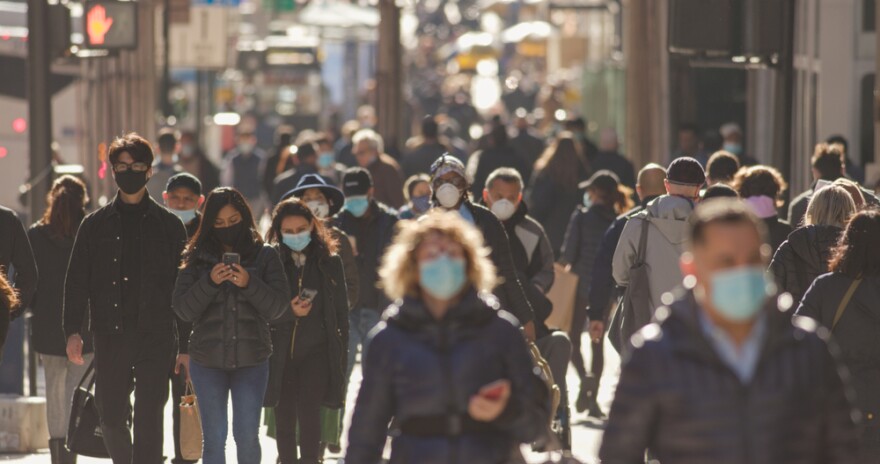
723, 143, 743, 156
282, 231, 312, 252
345, 195, 370, 217
709, 266, 771, 322
583, 192, 593, 208
412, 195, 431, 213
318, 152, 335, 169
171, 208, 198, 224
419, 254, 467, 300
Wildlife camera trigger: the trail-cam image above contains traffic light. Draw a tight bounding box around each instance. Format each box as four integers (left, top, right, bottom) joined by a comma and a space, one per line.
83, 1, 138, 50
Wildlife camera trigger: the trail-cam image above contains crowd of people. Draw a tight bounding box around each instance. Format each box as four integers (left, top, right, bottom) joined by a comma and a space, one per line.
0, 113, 878, 464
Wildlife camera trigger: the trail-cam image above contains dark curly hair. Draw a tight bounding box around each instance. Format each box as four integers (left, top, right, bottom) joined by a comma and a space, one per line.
828, 209, 880, 279
0, 270, 19, 313
734, 165, 788, 207
267, 199, 338, 256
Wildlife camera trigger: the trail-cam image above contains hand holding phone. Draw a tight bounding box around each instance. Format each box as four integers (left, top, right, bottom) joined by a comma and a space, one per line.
469, 379, 511, 422
479, 379, 510, 401
222, 252, 241, 267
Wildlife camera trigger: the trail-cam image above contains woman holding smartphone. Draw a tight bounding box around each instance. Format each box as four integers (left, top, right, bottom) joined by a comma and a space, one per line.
346, 211, 548, 464
263, 199, 349, 464
173, 188, 289, 464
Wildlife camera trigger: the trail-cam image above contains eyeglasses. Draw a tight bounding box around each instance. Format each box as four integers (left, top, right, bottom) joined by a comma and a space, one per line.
113, 162, 150, 173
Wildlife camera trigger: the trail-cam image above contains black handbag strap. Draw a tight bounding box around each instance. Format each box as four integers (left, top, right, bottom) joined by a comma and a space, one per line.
634, 213, 651, 267
76, 359, 97, 391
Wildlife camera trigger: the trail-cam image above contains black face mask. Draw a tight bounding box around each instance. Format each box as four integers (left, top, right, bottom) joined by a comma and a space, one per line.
214, 221, 244, 247
115, 171, 149, 195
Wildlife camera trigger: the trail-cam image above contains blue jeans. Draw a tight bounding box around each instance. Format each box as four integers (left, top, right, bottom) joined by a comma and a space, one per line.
346, 308, 382, 384
188, 360, 269, 464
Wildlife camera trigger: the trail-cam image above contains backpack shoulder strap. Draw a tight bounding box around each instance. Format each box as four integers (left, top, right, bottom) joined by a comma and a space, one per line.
635, 213, 651, 266
832, 278, 862, 332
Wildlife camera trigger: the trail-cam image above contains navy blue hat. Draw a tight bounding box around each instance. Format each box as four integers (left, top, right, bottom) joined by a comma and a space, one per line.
165, 172, 202, 196
342, 167, 373, 196
282, 174, 345, 217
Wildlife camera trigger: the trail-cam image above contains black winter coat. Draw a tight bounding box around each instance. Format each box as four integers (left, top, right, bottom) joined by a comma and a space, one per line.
346, 291, 548, 464
173, 244, 290, 369
334, 201, 398, 311
769, 225, 842, 306
529, 171, 584, 256
64, 195, 187, 337
28, 225, 93, 356
600, 291, 860, 464
797, 273, 880, 449
560, 204, 617, 298
264, 245, 349, 409
0, 205, 37, 312
463, 202, 535, 325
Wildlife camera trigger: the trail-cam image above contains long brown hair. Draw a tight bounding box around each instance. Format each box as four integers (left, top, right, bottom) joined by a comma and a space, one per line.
267, 199, 338, 256
828, 209, 880, 279
181, 188, 263, 268
40, 175, 88, 239
533, 133, 590, 193
590, 184, 636, 215
0, 270, 19, 313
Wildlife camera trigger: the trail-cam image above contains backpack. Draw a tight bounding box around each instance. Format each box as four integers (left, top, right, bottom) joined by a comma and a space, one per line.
608, 213, 654, 355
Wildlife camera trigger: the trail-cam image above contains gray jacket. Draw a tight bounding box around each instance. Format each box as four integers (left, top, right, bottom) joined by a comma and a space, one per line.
612, 195, 694, 316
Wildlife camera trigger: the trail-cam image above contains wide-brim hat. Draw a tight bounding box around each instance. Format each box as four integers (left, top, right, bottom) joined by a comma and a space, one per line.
282, 174, 345, 217
578, 169, 620, 192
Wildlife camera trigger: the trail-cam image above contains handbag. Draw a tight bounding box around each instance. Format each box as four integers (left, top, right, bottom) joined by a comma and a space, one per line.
546, 264, 580, 332
831, 278, 862, 332
66, 360, 110, 458
179, 380, 203, 460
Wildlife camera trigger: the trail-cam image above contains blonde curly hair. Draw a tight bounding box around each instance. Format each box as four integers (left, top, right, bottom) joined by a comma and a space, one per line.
380, 211, 497, 300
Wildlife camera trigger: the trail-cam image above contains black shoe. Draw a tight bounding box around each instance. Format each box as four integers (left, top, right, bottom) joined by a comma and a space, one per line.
328, 443, 342, 454
576, 375, 599, 413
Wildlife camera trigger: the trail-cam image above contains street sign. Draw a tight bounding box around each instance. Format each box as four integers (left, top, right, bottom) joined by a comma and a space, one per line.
169, 6, 228, 69
83, 1, 138, 50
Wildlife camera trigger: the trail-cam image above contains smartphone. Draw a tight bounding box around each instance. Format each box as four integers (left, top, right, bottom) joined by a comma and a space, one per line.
481, 381, 507, 401
299, 288, 318, 303
222, 252, 240, 267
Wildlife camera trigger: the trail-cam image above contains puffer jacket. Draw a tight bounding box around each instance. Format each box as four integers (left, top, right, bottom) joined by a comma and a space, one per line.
264, 244, 349, 409
797, 273, 880, 450
769, 224, 842, 306
599, 291, 860, 464
346, 291, 548, 464
561, 203, 617, 298
612, 195, 694, 317
173, 244, 290, 369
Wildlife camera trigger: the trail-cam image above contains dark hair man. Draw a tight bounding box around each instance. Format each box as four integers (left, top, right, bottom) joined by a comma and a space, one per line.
705, 150, 741, 186
600, 199, 859, 463
65, 133, 188, 463
789, 143, 848, 227
147, 128, 184, 200
333, 167, 399, 385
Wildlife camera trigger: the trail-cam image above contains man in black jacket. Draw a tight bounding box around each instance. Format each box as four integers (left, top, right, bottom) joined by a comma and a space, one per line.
599, 199, 859, 464
161, 172, 204, 464
430, 155, 536, 341
0, 204, 37, 357
333, 167, 399, 383
65, 133, 188, 464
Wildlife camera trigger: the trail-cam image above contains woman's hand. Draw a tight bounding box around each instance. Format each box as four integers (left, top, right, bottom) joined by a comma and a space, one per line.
468, 379, 511, 422
229, 264, 250, 288
290, 296, 313, 317
210, 263, 232, 285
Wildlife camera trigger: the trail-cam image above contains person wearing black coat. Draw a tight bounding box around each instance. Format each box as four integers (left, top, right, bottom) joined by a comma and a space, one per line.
28, 176, 92, 464
796, 210, 880, 462
770, 184, 856, 307
0, 204, 38, 321
734, 165, 792, 251
346, 213, 549, 464
172, 188, 289, 464
600, 200, 860, 464
262, 200, 349, 464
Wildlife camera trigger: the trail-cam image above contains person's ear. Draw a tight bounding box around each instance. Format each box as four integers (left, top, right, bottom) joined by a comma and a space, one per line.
162, 192, 169, 203
368, 187, 375, 198
482, 189, 491, 205
664, 179, 671, 194
516, 192, 523, 204
198, 195, 205, 207
146, 167, 153, 180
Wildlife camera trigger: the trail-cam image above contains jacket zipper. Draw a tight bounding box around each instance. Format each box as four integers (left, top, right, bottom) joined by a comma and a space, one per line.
438, 323, 459, 464
289, 272, 304, 359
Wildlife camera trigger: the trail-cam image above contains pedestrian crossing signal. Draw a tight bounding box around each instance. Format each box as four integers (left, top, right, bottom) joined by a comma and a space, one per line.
84, 1, 138, 50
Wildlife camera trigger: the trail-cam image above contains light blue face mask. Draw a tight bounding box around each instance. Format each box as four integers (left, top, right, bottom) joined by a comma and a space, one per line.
723, 143, 743, 156
583, 192, 593, 208
171, 208, 197, 224
345, 195, 370, 217
419, 254, 467, 300
710, 266, 770, 322
282, 230, 312, 252
318, 152, 335, 169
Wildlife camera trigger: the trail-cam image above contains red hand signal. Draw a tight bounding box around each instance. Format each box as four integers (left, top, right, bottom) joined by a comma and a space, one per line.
87, 5, 114, 45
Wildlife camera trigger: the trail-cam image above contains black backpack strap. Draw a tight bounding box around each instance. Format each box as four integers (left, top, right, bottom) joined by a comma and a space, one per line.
635, 213, 651, 267
76, 359, 97, 390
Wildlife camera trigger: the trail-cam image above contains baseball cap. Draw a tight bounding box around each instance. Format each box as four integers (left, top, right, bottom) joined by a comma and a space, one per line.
165, 172, 202, 196
578, 170, 620, 192
342, 167, 373, 196
667, 157, 706, 186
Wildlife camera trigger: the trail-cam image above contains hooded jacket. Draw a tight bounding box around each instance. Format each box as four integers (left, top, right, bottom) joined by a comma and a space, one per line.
345, 291, 548, 464
797, 273, 880, 446
769, 225, 842, 306
612, 195, 694, 318
600, 291, 860, 464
